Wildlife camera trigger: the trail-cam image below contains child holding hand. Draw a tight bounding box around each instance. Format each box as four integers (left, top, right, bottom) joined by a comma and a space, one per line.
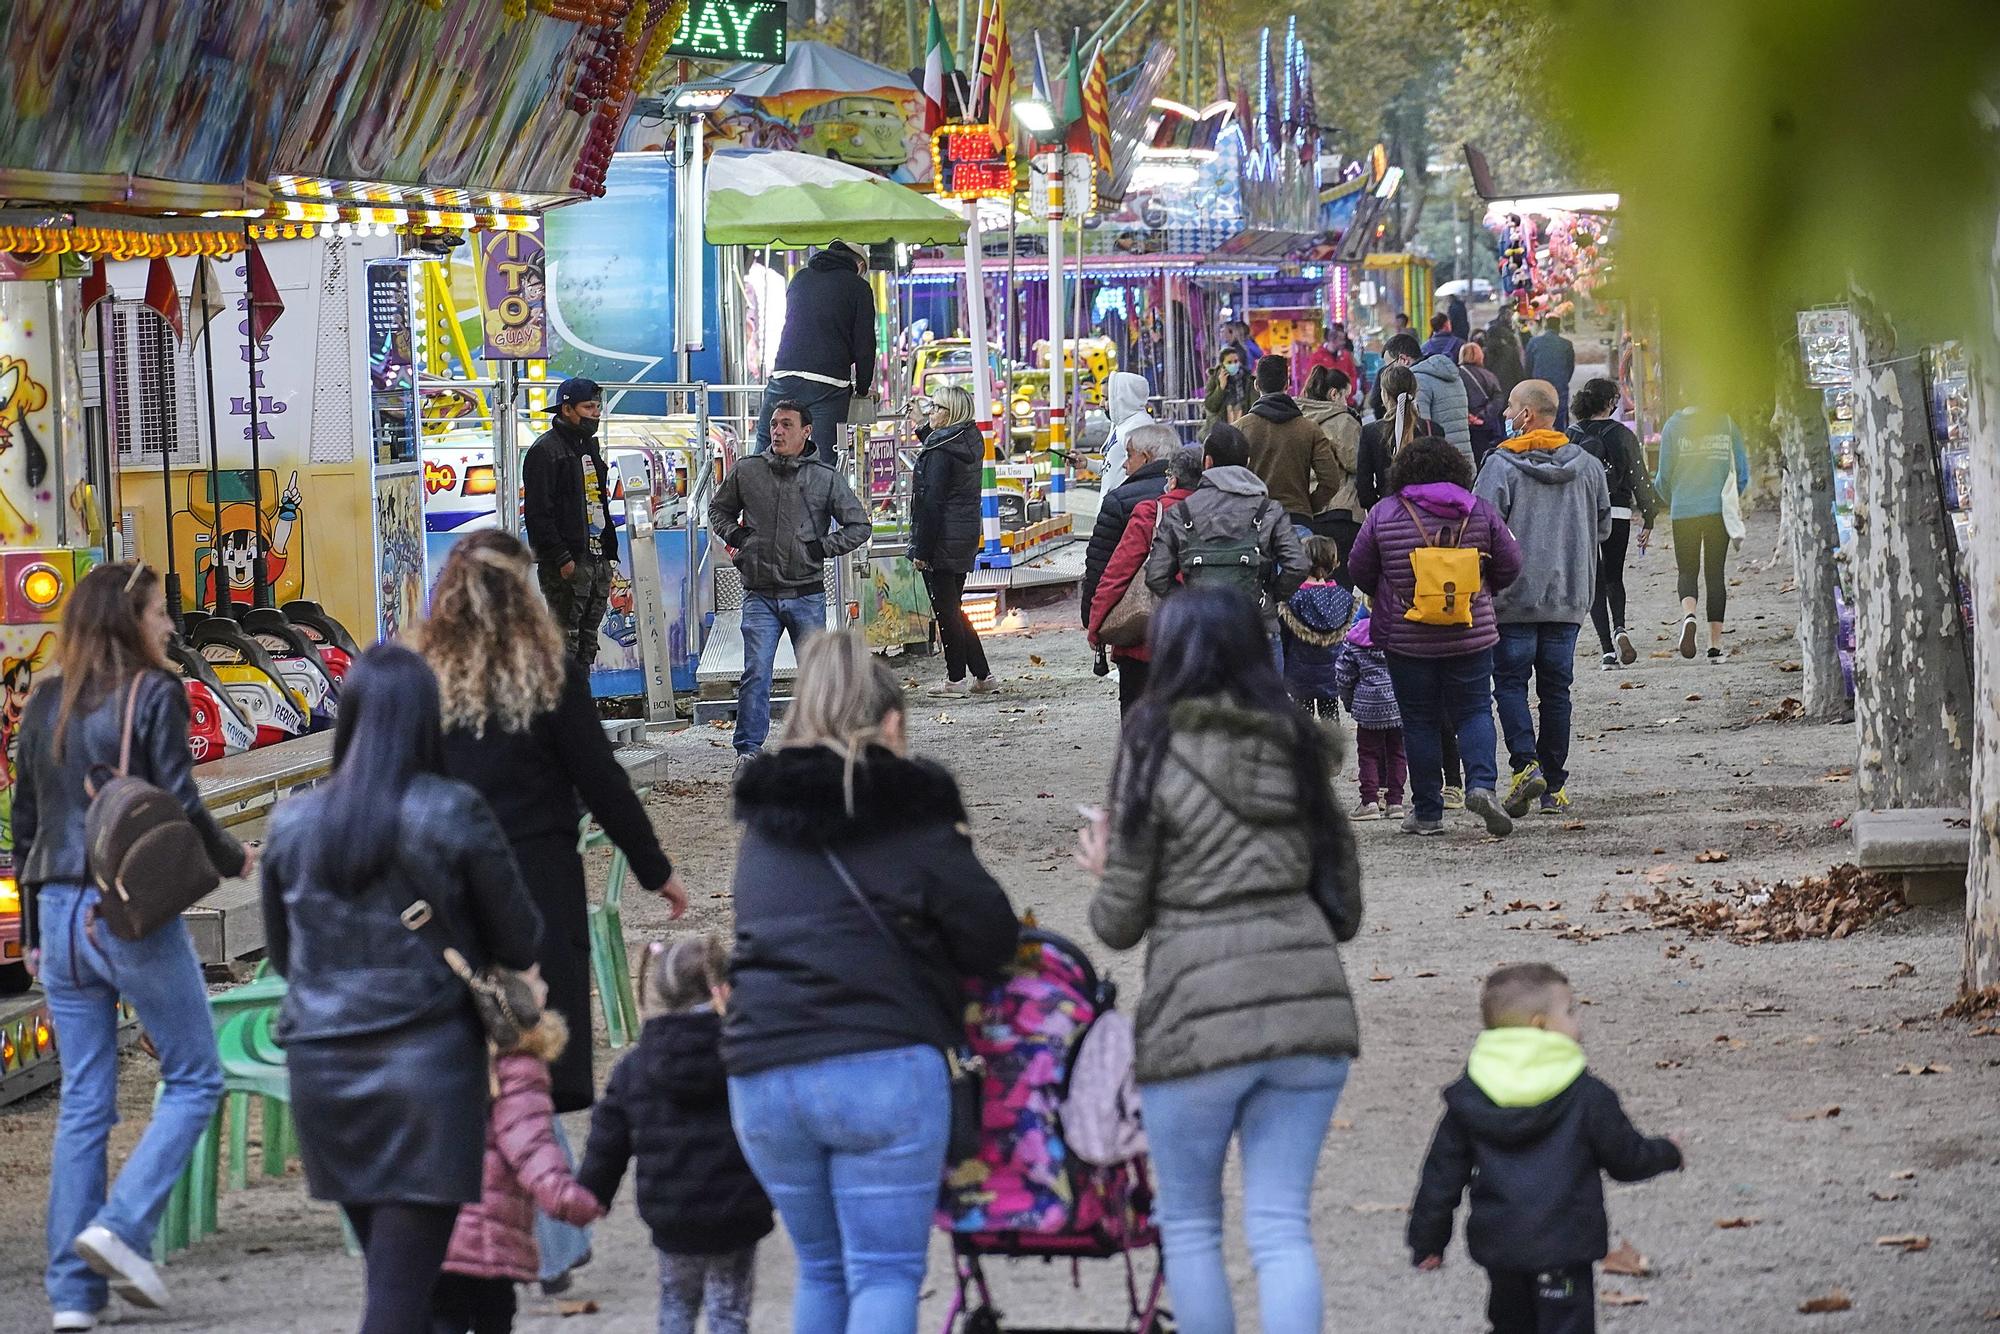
1332, 611, 1404, 820
432, 996, 606, 1334
580, 935, 772, 1334
1408, 963, 1683, 1334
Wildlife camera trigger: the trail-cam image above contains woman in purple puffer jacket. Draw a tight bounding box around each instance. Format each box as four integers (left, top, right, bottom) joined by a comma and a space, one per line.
1346, 437, 1523, 838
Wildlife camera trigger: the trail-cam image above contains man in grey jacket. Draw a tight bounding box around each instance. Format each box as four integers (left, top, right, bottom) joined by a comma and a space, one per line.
707, 399, 872, 765
1472, 379, 1611, 820
1145, 423, 1307, 653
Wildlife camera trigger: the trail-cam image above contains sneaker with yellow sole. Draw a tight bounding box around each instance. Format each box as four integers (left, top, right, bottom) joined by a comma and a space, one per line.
1538, 787, 1571, 815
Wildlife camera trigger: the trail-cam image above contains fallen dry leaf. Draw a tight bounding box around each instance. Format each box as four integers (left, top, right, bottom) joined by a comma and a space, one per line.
1330, 1118, 1354, 1131
1601, 1290, 1648, 1307
1889, 961, 1917, 979
1787, 1105, 1841, 1121
557, 1299, 602, 1316
1875, 1233, 1932, 1253
1778, 659, 1803, 672
1602, 1240, 1651, 1276
1868, 1190, 1901, 1202
1348, 1201, 1409, 1214
1715, 1216, 1762, 1229
1028, 653, 1045, 666
1562, 820, 1587, 831
1893, 1062, 1951, 1076
1620, 863, 1906, 945
1799, 1288, 1853, 1314
1892, 1169, 1917, 1180
1685, 692, 1704, 702
1414, 969, 1438, 978
1695, 849, 1731, 864
1368, 969, 1394, 982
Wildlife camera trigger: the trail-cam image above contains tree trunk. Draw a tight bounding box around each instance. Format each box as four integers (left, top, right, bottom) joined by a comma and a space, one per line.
1771, 353, 1851, 723
1848, 290, 1974, 810
1962, 219, 2000, 994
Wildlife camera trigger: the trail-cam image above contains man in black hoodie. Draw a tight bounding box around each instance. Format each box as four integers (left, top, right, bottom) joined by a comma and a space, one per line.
755, 241, 877, 464
1410, 963, 1682, 1334
523, 376, 618, 666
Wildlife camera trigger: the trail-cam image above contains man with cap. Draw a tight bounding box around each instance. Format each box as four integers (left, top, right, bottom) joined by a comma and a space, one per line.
523, 376, 618, 666
756, 240, 877, 463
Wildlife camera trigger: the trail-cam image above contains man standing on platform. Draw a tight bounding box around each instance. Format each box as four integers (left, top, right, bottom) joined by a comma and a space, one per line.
756, 240, 877, 463
708, 400, 872, 777
523, 376, 617, 668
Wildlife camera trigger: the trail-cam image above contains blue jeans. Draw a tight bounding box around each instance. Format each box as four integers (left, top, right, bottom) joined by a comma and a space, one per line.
729, 1045, 949, 1334
1385, 649, 1499, 821
535, 1118, 592, 1282
38, 882, 223, 1315
736, 591, 827, 755
1493, 622, 1580, 791
757, 375, 852, 464
1141, 1055, 1351, 1334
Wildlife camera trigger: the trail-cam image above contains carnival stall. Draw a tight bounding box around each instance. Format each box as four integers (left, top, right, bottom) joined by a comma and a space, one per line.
0, 0, 679, 1066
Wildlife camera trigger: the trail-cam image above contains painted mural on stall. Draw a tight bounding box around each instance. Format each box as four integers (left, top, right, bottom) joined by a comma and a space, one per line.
374, 470, 424, 642
170, 469, 308, 613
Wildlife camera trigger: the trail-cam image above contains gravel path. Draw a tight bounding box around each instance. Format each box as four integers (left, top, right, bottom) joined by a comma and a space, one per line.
1, 509, 1994, 1333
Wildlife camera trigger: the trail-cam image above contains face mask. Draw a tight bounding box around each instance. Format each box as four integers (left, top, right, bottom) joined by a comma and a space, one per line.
1225, 363, 1242, 378
574, 414, 601, 437
1504, 412, 1522, 438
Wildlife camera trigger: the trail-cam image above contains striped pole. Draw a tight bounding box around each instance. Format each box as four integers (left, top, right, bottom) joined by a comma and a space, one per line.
965, 200, 1004, 562
1045, 151, 1067, 521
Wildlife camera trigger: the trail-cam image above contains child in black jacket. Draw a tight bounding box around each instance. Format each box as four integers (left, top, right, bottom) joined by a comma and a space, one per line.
579, 935, 772, 1334
1409, 963, 1683, 1334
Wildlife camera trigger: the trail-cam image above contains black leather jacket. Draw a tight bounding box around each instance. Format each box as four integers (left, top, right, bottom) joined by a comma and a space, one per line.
13, 669, 245, 951
260, 774, 542, 1044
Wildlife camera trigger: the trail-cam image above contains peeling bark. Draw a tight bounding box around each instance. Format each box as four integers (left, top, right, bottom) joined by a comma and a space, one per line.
1962, 219, 2000, 994
1848, 291, 1974, 811
1772, 354, 1852, 723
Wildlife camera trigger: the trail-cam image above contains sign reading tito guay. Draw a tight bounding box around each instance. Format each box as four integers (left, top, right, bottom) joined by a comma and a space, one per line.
478, 232, 549, 360
667, 0, 788, 65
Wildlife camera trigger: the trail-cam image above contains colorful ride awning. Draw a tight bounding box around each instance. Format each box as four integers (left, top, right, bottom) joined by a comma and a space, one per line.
704, 149, 966, 248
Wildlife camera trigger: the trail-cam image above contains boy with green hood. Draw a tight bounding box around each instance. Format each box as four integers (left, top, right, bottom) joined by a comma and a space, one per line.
1409, 963, 1682, 1333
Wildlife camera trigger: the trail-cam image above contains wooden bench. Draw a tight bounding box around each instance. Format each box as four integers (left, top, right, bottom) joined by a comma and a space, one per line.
1851, 807, 1971, 906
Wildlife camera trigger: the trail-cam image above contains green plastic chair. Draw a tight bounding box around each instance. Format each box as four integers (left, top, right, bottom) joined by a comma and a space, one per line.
581, 793, 649, 1051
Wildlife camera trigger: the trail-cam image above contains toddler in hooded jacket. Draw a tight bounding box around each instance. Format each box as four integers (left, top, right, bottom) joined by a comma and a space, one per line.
432, 1003, 605, 1334
1278, 535, 1355, 716
579, 935, 772, 1334
1409, 964, 1682, 1334
1332, 610, 1404, 819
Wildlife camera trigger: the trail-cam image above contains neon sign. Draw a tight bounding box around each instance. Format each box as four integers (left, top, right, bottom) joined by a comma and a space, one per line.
930, 123, 1016, 202
666, 1, 787, 66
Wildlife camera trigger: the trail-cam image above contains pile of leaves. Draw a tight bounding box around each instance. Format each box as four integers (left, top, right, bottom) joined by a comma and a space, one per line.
1622, 863, 1907, 944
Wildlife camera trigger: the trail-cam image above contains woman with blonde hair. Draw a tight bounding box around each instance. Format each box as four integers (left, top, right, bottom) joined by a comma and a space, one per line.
415, 529, 686, 1293
724, 630, 1017, 1334
909, 384, 996, 695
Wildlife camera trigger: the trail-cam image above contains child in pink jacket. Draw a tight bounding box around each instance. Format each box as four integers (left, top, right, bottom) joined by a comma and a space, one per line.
432, 1009, 605, 1333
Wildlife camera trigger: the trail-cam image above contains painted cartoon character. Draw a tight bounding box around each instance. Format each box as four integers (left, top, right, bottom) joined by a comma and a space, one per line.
602, 570, 637, 650
200, 474, 302, 609
0, 355, 50, 544
0, 631, 55, 858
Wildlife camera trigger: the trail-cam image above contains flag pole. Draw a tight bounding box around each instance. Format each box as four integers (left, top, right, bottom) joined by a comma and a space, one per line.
195, 269, 225, 615
244, 231, 271, 608
962, 5, 1002, 565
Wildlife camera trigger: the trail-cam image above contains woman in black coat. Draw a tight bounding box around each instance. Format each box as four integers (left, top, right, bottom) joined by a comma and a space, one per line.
415, 531, 686, 1288
1568, 377, 1663, 669
262, 644, 542, 1334
909, 384, 994, 695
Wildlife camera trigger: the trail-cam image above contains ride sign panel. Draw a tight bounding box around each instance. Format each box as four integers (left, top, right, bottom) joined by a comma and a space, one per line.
478, 232, 548, 360
931, 123, 1016, 201
666, 0, 787, 65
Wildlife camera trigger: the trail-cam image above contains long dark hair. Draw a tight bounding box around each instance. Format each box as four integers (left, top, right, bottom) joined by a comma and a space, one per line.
1111, 588, 1337, 844
308, 643, 445, 890
53, 562, 166, 759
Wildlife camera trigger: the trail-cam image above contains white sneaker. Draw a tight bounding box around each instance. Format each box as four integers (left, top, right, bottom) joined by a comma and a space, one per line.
73, 1224, 168, 1311
1615, 626, 1638, 665
969, 676, 1002, 695
1677, 614, 1698, 659
1381, 803, 1406, 821
52, 1313, 96, 1332
927, 678, 971, 697
1350, 801, 1382, 821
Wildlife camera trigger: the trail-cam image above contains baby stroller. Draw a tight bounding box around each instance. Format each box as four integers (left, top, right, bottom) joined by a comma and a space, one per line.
938, 927, 1171, 1333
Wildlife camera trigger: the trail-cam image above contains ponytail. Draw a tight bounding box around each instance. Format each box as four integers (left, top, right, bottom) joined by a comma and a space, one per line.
1391, 393, 1417, 455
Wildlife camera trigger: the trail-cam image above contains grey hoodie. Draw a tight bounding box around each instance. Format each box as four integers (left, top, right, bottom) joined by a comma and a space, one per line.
1472, 442, 1612, 625
1412, 353, 1472, 459
1143, 465, 1307, 626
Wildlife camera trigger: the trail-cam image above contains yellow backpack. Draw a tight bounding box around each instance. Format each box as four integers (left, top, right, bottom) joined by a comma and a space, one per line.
1396, 496, 1483, 627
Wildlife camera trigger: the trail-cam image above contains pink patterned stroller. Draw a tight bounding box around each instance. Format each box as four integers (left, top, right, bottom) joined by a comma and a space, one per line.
937, 927, 1171, 1334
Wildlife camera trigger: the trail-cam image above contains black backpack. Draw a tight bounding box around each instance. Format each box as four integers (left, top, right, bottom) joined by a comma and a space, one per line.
1174, 498, 1275, 602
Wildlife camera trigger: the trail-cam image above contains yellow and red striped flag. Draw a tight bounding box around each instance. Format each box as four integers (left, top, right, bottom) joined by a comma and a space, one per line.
1082, 44, 1113, 173
975, 0, 1015, 147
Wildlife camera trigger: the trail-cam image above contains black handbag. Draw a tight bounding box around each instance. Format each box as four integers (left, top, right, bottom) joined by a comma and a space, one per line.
820, 846, 985, 1164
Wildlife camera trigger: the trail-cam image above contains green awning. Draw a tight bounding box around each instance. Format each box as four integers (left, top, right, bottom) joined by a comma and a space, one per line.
705, 149, 966, 248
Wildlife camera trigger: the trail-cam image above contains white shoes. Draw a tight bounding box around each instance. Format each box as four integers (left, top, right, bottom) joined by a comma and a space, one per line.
927, 678, 971, 697
73, 1223, 169, 1311
970, 676, 1001, 695
52, 1313, 96, 1332
1677, 614, 1698, 659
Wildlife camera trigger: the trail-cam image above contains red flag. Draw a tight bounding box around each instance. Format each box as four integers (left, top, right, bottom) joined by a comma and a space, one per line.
80, 259, 110, 315
1083, 47, 1113, 173
245, 242, 284, 342
974, 0, 1014, 146
144, 256, 183, 342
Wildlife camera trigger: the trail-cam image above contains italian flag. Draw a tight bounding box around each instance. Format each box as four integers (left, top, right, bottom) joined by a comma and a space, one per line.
922, 1, 955, 135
